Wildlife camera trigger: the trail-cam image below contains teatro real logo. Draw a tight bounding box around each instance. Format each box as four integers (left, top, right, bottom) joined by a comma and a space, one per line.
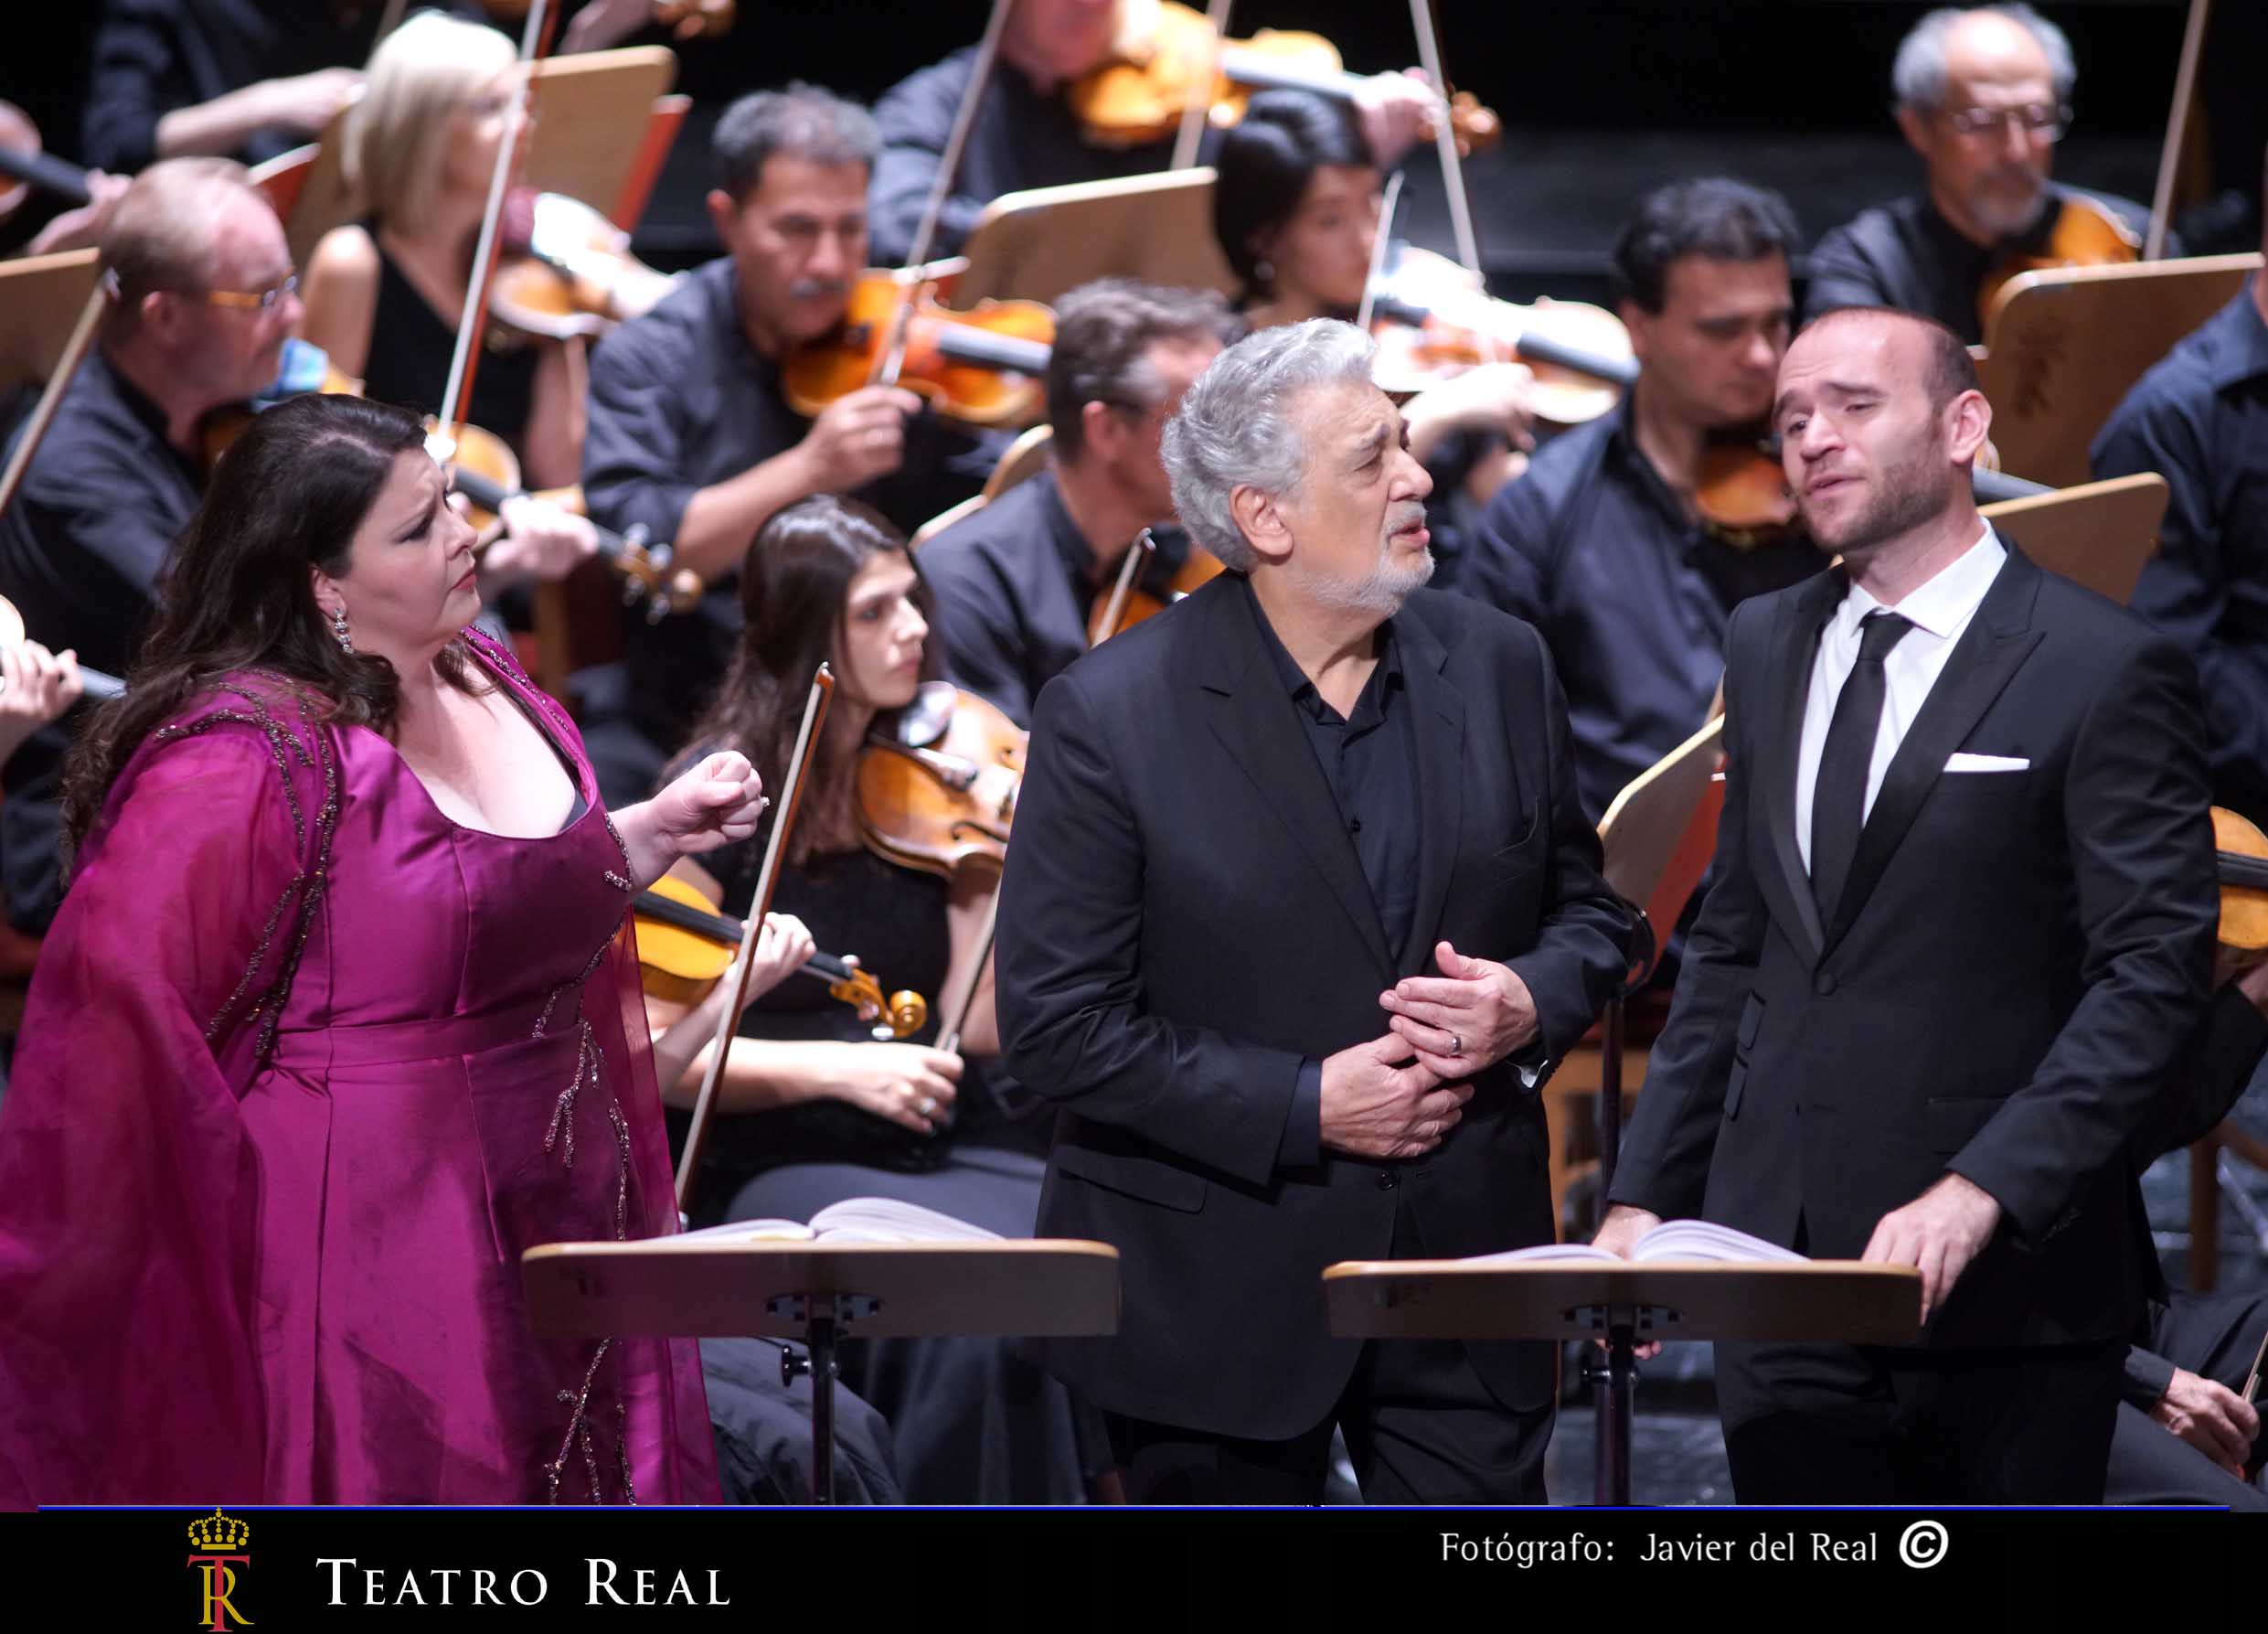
186, 1508, 253, 1629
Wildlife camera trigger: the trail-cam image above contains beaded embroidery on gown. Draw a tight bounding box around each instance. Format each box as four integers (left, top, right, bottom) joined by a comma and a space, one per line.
0, 632, 717, 1503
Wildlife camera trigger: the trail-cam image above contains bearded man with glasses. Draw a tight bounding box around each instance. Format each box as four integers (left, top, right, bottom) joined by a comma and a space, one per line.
1805, 4, 2175, 346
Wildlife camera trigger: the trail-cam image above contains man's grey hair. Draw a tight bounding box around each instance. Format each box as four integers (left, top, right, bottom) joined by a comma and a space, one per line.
1161, 318, 1377, 571
1892, 5, 2076, 111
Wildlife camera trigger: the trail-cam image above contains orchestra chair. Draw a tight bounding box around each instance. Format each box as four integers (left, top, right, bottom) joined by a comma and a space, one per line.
983, 423, 1053, 501
1978, 251, 2263, 488
285, 46, 682, 267
1544, 713, 1727, 1239
910, 493, 985, 550
950, 168, 1238, 309
2188, 1123, 2268, 1293
248, 143, 321, 225
1980, 473, 2168, 605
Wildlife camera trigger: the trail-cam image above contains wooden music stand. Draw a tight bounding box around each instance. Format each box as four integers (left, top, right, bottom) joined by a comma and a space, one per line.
1977, 251, 2262, 488
0, 250, 100, 402
1324, 1258, 1920, 1505
523, 1237, 1119, 1502
950, 168, 1239, 308
284, 46, 681, 266
1981, 472, 2168, 606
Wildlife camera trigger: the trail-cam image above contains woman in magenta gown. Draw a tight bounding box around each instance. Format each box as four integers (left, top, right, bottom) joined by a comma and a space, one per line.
0, 395, 801, 1505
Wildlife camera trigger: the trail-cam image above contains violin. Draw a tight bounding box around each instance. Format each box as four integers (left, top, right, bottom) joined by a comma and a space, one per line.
1087, 527, 1224, 646
2215, 806, 2268, 957
490, 190, 680, 342
1070, 0, 1500, 155
1693, 430, 2052, 549
634, 871, 928, 1038
482, 0, 736, 38
0, 101, 92, 222
1976, 192, 2142, 332
427, 421, 703, 619
854, 682, 1025, 881
783, 272, 1054, 429
1368, 244, 1637, 428
0, 594, 124, 701
198, 337, 365, 475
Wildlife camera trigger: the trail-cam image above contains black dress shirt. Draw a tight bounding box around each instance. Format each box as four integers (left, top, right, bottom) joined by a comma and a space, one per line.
1804, 183, 2167, 347
2091, 283, 2268, 826
81, 0, 486, 173
1242, 578, 1420, 1165
581, 257, 994, 773
918, 467, 1197, 727
868, 48, 1213, 267
1463, 398, 1826, 822
0, 349, 202, 932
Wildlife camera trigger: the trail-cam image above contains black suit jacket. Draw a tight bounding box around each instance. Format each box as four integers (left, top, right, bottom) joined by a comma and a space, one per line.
997, 577, 1629, 1437
1610, 545, 2219, 1348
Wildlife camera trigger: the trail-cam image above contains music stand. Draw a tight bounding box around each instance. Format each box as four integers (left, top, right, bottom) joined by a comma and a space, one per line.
951, 168, 1239, 308
524, 1237, 1119, 1502
1324, 1258, 1920, 1505
0, 249, 99, 402
1981, 472, 2168, 606
1978, 251, 2261, 488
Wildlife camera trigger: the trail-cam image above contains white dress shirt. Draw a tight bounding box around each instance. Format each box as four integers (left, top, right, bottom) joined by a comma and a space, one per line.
1795, 524, 2007, 870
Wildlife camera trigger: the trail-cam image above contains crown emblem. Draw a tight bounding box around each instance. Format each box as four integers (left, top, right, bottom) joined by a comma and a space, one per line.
186, 1508, 250, 1552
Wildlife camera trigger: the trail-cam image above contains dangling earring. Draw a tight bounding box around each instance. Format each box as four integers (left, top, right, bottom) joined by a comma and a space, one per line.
1253, 257, 1275, 289
330, 603, 354, 655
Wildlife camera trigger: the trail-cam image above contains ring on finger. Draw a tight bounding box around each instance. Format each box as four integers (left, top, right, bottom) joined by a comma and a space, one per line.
1448, 1032, 1463, 1055
918, 1095, 938, 1117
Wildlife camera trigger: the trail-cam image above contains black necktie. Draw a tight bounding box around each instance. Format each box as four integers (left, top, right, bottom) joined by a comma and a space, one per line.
1811, 610, 1914, 924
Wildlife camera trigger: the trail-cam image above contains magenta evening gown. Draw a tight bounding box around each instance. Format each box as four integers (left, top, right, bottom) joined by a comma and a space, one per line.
0, 632, 718, 1504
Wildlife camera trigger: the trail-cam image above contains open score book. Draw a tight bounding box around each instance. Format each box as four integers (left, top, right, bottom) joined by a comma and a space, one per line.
1462, 1219, 1807, 1266
679, 1198, 1001, 1245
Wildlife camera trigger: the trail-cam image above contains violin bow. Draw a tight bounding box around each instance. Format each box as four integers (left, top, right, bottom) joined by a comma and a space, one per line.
431, 0, 557, 466
938, 883, 1003, 1059
1408, 0, 1481, 275
2145, 0, 2211, 262
1355, 170, 1406, 333
1168, 0, 1238, 173
673, 664, 836, 1217
1090, 526, 1156, 649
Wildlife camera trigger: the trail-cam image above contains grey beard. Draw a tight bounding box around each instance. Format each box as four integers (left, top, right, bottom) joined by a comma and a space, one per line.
1292, 542, 1436, 617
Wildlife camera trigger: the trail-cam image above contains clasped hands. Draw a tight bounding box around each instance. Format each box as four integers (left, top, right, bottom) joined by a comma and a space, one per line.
1319, 941, 1539, 1159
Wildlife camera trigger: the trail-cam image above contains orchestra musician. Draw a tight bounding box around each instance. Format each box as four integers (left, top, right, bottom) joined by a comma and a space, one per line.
1804, 4, 2171, 346
1211, 88, 1540, 589
1599, 306, 2220, 1503
1464, 177, 1822, 824
579, 84, 990, 809
918, 276, 1233, 727
0, 393, 788, 1503
2089, 172, 2268, 829
0, 158, 595, 938
653, 495, 1090, 1504
867, 0, 1436, 267
997, 320, 1629, 1502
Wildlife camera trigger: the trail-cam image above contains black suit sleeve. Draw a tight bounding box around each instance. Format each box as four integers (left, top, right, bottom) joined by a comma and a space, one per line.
2143, 984, 2268, 1162
1607, 601, 1769, 1220
1947, 635, 2218, 1244
997, 669, 1308, 1185
1497, 625, 1632, 1060
924, 546, 1037, 728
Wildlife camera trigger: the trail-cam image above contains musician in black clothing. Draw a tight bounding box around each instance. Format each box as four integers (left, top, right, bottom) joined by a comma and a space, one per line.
919, 277, 1231, 727
868, 0, 1435, 267
1805, 5, 2169, 347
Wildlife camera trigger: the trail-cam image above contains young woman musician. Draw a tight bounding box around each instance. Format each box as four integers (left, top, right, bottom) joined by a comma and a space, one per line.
0, 394, 807, 1504
1212, 88, 1536, 584
653, 494, 1090, 1504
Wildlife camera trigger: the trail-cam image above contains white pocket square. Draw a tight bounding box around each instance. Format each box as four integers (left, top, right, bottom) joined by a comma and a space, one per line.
1944, 753, 2029, 773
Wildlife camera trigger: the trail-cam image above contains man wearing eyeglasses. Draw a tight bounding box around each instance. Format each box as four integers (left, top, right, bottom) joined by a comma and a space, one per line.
1804, 5, 2171, 347
0, 156, 301, 936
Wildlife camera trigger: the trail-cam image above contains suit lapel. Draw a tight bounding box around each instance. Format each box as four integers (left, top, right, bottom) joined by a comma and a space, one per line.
1819, 548, 2046, 956
1758, 571, 1845, 965
1396, 604, 1465, 977
1196, 582, 1397, 984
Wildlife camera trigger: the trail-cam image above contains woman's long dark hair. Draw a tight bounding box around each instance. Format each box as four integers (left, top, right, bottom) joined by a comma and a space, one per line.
671, 494, 937, 867
1212, 87, 1375, 301
63, 393, 486, 849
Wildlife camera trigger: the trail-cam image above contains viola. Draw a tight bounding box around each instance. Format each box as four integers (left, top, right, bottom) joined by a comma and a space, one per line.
1368, 244, 1637, 428
1069, 0, 1499, 155
1695, 430, 2050, 550
1086, 527, 1224, 647
0, 594, 124, 701
783, 272, 1054, 429
490, 190, 681, 342
198, 337, 365, 475
634, 871, 928, 1038
2215, 806, 2268, 957
1975, 192, 2142, 332
853, 682, 1025, 882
